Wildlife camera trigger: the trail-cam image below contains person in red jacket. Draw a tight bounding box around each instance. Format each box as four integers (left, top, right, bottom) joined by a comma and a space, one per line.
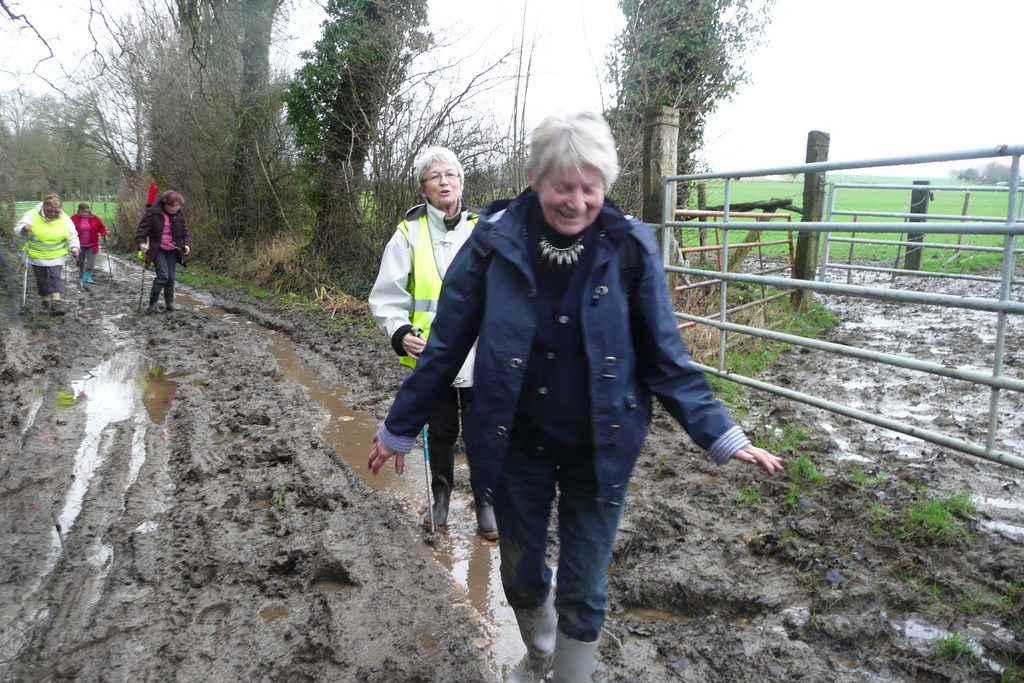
70, 203, 109, 288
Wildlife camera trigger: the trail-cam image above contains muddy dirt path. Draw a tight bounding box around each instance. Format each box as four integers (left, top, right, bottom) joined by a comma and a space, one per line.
1, 252, 1021, 682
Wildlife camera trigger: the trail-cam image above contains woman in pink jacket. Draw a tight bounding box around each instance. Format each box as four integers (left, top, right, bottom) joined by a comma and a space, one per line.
70, 203, 108, 287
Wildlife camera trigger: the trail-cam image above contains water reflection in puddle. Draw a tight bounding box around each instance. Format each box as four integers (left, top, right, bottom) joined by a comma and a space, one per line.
430, 513, 517, 671
260, 604, 290, 623
44, 352, 179, 578
976, 495, 1024, 537
893, 618, 1003, 673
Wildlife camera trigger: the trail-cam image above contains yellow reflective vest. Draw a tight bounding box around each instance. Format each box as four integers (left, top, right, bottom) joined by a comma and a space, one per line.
25, 210, 74, 260
396, 211, 478, 368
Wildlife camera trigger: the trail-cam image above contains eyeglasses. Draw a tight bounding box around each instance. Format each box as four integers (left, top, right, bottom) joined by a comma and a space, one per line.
422, 171, 459, 185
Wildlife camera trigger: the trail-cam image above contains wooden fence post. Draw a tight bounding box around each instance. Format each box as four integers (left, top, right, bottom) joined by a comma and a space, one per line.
641, 105, 680, 253
904, 180, 931, 270
793, 130, 830, 308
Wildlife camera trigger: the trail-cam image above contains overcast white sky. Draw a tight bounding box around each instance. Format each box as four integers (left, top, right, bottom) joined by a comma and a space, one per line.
3, 0, 1022, 176
415, 0, 1024, 175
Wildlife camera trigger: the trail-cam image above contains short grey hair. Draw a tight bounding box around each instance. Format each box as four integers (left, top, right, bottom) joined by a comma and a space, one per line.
526, 111, 619, 191
413, 146, 465, 187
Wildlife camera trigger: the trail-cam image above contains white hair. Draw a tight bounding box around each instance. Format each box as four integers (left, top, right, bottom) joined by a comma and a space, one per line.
526, 111, 619, 191
413, 146, 465, 187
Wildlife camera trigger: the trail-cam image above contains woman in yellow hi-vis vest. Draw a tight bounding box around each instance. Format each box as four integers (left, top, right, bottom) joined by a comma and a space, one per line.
369, 147, 497, 540
13, 195, 80, 316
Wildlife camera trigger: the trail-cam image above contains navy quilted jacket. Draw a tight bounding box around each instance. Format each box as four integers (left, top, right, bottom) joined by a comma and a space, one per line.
383, 189, 737, 504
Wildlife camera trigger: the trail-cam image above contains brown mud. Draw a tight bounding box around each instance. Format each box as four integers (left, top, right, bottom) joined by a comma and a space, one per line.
1, 254, 1021, 682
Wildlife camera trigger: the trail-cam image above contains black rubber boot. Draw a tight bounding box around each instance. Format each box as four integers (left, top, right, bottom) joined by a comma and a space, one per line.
164, 282, 175, 311
475, 496, 499, 541
422, 445, 455, 532
147, 282, 161, 314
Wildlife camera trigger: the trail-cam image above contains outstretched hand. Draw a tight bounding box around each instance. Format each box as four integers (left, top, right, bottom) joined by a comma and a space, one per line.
369, 431, 405, 475
731, 444, 784, 474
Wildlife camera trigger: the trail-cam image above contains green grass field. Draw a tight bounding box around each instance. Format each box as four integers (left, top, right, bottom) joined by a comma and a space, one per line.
13, 178, 1020, 275
674, 177, 1021, 273
14, 200, 118, 226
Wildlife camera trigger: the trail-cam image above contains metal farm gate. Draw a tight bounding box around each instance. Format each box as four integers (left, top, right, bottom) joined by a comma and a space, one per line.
660, 145, 1024, 471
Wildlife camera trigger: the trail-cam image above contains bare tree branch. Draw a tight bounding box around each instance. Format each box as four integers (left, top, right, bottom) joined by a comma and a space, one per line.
0, 0, 57, 80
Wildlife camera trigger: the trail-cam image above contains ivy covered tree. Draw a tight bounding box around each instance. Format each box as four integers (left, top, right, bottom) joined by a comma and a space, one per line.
606, 0, 773, 210
284, 0, 429, 277
171, 0, 287, 246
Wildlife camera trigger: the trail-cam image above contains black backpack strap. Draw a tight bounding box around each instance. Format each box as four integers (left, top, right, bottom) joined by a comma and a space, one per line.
618, 230, 642, 298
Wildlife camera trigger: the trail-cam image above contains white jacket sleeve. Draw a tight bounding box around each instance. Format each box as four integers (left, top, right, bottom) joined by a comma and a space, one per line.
368, 229, 414, 338
13, 210, 33, 236
65, 216, 80, 251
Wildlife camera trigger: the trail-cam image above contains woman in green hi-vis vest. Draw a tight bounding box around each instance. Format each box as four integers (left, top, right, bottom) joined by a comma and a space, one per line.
369, 146, 497, 541
13, 194, 80, 316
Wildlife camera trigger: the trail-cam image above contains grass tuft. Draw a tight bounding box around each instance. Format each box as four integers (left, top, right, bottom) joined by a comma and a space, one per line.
851, 467, 887, 487
789, 454, 824, 485
928, 632, 977, 664
903, 490, 974, 544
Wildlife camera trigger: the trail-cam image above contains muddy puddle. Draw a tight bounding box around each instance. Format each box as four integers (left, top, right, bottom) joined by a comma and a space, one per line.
169, 293, 520, 674
46, 353, 178, 578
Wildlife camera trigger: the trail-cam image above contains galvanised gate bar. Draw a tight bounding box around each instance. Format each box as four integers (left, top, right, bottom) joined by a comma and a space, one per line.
820, 181, 1024, 285
660, 144, 1024, 471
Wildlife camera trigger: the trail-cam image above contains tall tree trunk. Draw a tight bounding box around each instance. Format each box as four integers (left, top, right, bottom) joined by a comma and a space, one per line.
225, 0, 281, 242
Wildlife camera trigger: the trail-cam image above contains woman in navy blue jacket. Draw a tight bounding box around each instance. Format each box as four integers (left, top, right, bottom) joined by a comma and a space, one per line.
369, 111, 782, 682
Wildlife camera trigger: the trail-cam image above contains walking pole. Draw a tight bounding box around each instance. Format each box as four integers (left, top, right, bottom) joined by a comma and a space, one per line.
422, 425, 434, 534
137, 251, 149, 312
21, 250, 29, 308
103, 236, 114, 278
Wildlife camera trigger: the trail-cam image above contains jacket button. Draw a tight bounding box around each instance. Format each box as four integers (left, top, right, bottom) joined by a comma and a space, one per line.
557, 315, 569, 324
604, 356, 616, 366
510, 357, 523, 368
528, 288, 537, 297
496, 425, 508, 437
538, 387, 548, 395
545, 352, 555, 360
596, 285, 609, 295
610, 424, 621, 433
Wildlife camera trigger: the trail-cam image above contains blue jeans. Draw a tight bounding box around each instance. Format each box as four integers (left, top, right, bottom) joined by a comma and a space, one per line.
494, 439, 625, 643
149, 248, 178, 304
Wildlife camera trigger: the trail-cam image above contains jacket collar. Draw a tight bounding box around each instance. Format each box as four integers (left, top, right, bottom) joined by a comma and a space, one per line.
480, 188, 634, 276
479, 188, 535, 281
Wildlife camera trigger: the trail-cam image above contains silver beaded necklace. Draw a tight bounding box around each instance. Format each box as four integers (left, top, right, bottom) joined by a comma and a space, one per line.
539, 235, 585, 268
